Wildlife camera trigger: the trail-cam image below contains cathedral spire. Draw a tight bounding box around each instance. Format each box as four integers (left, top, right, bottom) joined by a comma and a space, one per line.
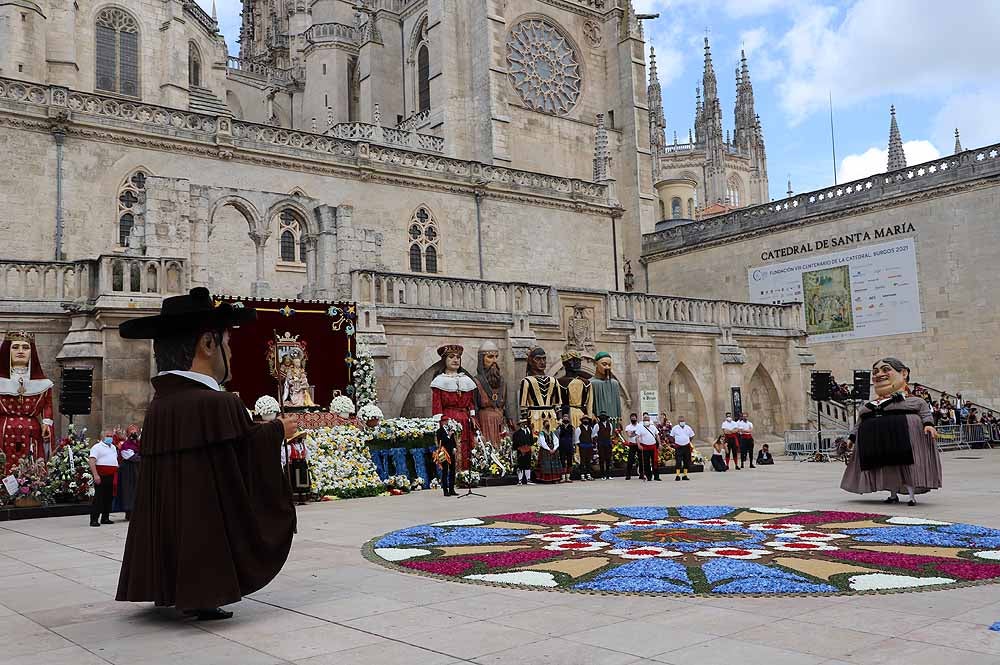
734, 49, 758, 152
786, 177, 793, 198
701, 37, 719, 109
887, 105, 906, 171
954, 128, 963, 154
648, 47, 666, 181
211, 0, 217, 21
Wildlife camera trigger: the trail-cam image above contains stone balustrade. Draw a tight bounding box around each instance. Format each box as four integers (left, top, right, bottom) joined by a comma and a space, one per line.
355, 271, 803, 336
0, 256, 186, 305
608, 292, 800, 332
0, 260, 95, 303
353, 271, 555, 319
329, 122, 444, 154
183, 0, 218, 35
304, 22, 358, 47
226, 57, 294, 85
644, 143, 1000, 257
396, 108, 429, 131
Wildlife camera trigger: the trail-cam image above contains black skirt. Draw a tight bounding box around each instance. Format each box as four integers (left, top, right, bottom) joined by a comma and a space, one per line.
857, 411, 914, 471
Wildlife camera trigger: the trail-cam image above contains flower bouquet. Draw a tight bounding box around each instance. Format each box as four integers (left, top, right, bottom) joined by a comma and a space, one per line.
46, 428, 94, 503
456, 470, 481, 487
385, 474, 412, 494
10, 456, 49, 507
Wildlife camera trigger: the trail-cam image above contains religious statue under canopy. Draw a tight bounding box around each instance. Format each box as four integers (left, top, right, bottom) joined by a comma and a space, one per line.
519, 347, 560, 434
270, 332, 315, 408
473, 341, 512, 448
590, 351, 622, 425
430, 344, 477, 471
558, 350, 593, 428
0, 331, 53, 473
282, 353, 315, 407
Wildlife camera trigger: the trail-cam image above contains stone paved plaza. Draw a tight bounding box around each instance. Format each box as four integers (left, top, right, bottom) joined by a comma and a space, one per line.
2, 451, 1000, 665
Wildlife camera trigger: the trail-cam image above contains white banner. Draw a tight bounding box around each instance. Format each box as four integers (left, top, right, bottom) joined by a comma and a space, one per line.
748, 237, 922, 342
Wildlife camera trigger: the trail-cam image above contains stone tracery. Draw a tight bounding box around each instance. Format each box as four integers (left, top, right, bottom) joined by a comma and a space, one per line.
506, 19, 582, 116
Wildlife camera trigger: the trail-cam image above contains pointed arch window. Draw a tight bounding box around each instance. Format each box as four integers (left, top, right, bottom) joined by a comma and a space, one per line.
277, 209, 306, 263
189, 42, 202, 87
96, 7, 140, 98
117, 170, 147, 247
406, 206, 439, 274
417, 45, 430, 112
411, 17, 431, 114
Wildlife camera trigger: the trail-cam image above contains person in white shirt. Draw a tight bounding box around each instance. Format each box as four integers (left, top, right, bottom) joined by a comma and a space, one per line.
88, 435, 120, 527
669, 417, 695, 480
636, 413, 660, 481
721, 413, 741, 469
623, 413, 641, 480
737, 413, 756, 468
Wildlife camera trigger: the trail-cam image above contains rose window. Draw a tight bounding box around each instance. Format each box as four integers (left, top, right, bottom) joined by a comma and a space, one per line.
506, 19, 582, 116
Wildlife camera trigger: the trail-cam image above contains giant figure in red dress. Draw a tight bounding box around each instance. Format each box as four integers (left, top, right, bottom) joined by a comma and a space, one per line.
430, 344, 477, 471
0, 331, 53, 473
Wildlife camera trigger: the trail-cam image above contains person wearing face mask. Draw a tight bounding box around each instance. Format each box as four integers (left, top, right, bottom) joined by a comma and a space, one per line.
669, 417, 695, 481
116, 288, 298, 621
557, 414, 576, 483
623, 413, 642, 480
595, 412, 614, 480
536, 416, 562, 483
636, 413, 660, 481
737, 413, 755, 469
721, 412, 740, 470
841, 357, 941, 505
88, 433, 120, 527
512, 417, 534, 485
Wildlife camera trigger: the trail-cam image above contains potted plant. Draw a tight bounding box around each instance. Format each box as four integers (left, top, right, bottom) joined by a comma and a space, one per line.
358, 403, 384, 428
12, 456, 49, 508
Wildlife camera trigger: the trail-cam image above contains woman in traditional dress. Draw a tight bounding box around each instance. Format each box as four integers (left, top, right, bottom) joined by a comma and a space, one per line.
841, 357, 941, 505
430, 344, 477, 471
535, 416, 563, 483
0, 331, 53, 473
118, 425, 141, 520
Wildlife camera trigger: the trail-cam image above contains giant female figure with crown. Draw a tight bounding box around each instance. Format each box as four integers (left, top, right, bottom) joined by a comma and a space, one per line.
0, 331, 53, 473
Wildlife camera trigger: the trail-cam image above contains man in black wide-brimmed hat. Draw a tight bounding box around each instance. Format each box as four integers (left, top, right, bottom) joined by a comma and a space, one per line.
115, 287, 298, 620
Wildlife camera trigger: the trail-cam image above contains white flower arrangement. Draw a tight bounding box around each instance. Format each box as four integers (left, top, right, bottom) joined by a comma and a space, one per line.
254, 395, 281, 418
443, 418, 463, 435
303, 426, 383, 499
358, 404, 384, 421
330, 395, 356, 416
353, 343, 379, 408
411, 477, 424, 491
429, 478, 441, 490
385, 475, 412, 492
456, 470, 480, 487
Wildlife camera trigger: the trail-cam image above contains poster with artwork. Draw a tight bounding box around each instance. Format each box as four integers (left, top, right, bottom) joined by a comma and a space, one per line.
748, 238, 922, 342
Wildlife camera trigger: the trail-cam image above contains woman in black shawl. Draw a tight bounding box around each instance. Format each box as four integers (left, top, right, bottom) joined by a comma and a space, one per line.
841, 358, 941, 505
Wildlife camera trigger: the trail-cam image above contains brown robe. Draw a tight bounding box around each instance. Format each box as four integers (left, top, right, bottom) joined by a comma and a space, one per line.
116, 374, 296, 610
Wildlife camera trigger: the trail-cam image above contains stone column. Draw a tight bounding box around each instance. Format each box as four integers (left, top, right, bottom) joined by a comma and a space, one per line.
312, 205, 338, 299
248, 228, 271, 298
56, 311, 104, 435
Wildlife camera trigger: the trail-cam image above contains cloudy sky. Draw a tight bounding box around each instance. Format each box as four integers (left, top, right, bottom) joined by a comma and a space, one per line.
202, 0, 998, 200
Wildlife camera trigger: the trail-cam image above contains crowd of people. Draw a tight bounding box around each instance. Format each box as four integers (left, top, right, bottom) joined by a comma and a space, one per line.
435, 409, 772, 496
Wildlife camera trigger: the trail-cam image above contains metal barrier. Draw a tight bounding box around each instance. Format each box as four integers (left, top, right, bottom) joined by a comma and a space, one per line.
784, 429, 850, 460
785, 424, 997, 458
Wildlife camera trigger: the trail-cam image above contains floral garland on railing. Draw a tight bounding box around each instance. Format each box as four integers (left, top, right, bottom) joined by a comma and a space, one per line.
353, 343, 378, 408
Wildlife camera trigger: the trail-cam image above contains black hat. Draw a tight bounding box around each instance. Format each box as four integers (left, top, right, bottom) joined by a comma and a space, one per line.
119, 287, 256, 340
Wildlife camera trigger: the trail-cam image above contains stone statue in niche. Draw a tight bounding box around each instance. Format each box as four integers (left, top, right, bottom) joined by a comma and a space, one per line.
565, 304, 595, 354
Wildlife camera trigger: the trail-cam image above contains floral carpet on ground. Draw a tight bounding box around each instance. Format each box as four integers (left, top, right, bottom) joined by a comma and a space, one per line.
365, 506, 1000, 595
